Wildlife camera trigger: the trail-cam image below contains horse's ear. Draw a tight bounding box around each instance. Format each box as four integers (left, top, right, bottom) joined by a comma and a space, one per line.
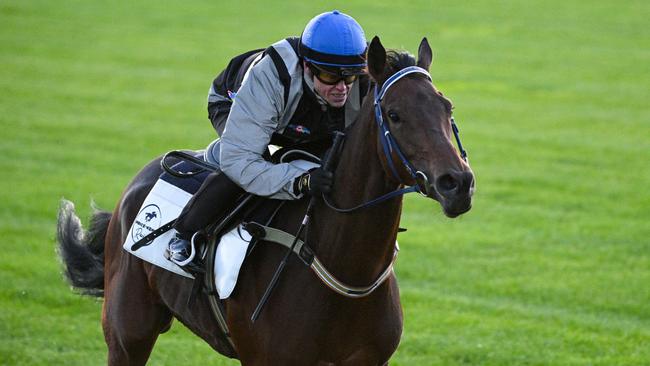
417, 37, 433, 71
367, 36, 387, 82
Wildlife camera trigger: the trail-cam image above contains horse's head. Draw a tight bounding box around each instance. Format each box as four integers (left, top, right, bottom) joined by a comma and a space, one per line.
367, 36, 475, 217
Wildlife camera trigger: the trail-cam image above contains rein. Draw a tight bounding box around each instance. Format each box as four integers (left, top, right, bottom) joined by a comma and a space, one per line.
324, 66, 468, 213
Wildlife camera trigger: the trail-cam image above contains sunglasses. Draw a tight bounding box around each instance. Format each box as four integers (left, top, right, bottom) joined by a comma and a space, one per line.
309, 63, 359, 85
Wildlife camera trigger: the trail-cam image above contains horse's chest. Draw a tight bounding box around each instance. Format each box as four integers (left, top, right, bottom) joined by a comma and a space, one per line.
293, 285, 403, 362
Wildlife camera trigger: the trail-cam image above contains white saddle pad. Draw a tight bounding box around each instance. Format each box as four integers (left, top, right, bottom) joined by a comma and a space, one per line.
122, 179, 251, 299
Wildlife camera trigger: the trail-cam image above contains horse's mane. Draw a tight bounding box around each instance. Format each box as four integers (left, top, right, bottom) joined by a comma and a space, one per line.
384, 49, 453, 112
385, 49, 416, 73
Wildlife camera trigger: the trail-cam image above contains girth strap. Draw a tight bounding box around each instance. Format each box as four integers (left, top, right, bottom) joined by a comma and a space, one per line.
243, 222, 398, 298
244, 223, 312, 263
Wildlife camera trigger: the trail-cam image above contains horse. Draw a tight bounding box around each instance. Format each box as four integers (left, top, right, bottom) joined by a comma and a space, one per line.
56, 36, 474, 365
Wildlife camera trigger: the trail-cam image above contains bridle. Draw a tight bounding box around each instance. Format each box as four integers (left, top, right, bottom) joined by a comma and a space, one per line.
375, 65, 434, 193
324, 65, 468, 213
305, 66, 470, 298
304, 66, 470, 298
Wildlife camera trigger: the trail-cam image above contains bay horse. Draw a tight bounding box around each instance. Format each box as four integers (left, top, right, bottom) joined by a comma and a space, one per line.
57, 36, 474, 365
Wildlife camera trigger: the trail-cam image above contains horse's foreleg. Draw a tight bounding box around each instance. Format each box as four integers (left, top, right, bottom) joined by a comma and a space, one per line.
103, 256, 173, 365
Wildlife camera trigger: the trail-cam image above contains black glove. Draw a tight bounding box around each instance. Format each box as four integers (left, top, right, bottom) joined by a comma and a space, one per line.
295, 168, 334, 196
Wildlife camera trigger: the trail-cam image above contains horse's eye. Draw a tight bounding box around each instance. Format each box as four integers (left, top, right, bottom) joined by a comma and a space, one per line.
387, 111, 400, 122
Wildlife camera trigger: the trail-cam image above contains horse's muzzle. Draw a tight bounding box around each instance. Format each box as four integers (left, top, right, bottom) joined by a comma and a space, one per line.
430, 170, 475, 217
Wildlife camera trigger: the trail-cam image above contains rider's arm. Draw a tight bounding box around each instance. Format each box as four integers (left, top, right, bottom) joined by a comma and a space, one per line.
219, 55, 306, 200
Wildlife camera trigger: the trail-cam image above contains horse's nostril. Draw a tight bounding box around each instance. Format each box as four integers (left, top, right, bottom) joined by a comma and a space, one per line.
436, 174, 458, 194
464, 172, 476, 191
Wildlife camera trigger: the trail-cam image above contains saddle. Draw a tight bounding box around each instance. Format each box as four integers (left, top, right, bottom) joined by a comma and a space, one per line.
159, 146, 321, 247
124, 147, 320, 279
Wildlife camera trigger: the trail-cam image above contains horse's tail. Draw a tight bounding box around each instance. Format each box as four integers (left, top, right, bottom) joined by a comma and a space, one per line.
56, 199, 110, 297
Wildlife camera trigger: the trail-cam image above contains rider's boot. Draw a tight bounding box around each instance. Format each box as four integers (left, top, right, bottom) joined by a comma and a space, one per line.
167, 171, 244, 268
167, 232, 194, 266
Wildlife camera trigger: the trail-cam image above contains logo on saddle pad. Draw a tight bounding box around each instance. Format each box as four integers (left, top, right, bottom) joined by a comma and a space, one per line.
132, 204, 162, 242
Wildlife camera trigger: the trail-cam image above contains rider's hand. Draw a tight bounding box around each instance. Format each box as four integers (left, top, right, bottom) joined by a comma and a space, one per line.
295, 168, 333, 197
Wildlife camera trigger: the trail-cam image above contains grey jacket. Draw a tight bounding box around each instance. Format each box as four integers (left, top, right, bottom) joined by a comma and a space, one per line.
209, 38, 363, 200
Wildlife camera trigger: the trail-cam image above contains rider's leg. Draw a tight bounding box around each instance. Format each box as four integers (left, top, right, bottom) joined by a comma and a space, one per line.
168, 171, 243, 265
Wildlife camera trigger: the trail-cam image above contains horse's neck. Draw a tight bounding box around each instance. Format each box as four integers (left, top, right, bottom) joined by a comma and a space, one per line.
310, 104, 402, 284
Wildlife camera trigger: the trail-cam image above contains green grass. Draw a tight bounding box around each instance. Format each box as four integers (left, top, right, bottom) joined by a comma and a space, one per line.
1, 0, 649, 365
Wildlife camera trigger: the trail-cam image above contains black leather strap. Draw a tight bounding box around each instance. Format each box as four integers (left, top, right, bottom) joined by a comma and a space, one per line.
130, 219, 176, 251
264, 45, 292, 106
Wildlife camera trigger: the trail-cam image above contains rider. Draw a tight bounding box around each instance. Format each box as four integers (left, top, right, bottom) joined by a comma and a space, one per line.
168, 10, 369, 266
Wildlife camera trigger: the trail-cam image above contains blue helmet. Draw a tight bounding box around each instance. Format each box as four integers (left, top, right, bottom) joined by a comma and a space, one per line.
300, 10, 367, 73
